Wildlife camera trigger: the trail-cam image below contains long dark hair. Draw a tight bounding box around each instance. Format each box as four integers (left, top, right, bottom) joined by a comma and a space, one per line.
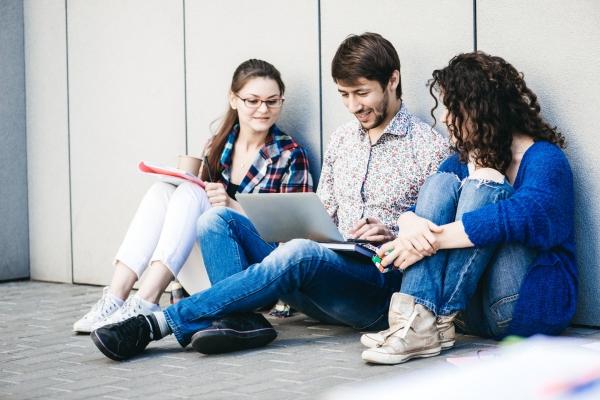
201, 59, 285, 182
429, 51, 565, 173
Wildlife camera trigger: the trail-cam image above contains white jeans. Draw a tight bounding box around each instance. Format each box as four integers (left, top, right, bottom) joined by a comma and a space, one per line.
115, 181, 211, 279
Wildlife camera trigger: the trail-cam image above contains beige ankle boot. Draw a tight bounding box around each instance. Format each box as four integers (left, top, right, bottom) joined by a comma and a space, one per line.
437, 313, 457, 350
360, 292, 406, 348
361, 293, 440, 365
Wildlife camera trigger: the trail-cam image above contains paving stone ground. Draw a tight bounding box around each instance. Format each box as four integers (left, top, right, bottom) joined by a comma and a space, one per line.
1, 281, 599, 400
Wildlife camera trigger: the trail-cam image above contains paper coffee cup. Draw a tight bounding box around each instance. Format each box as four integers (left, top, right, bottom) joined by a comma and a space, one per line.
177, 155, 202, 177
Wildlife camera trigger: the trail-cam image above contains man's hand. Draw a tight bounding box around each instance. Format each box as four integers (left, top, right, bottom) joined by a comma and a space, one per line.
347, 217, 394, 244
377, 238, 425, 271
205, 182, 232, 207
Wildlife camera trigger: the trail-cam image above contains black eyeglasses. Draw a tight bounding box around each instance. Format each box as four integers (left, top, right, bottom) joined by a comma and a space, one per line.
235, 94, 285, 109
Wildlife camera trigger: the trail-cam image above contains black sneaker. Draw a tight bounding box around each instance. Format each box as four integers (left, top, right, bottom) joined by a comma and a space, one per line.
190, 313, 277, 355
91, 315, 153, 361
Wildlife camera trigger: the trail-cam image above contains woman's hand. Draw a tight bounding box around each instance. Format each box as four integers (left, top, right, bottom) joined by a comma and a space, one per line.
348, 217, 394, 244
205, 182, 233, 208
377, 238, 425, 271
396, 211, 443, 257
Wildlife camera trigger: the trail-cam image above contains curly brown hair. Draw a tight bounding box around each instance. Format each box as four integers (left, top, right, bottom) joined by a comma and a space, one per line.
429, 51, 565, 173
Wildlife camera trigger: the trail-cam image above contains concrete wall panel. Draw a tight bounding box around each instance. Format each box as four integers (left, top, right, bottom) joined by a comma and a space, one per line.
0, 0, 29, 281
478, 0, 600, 325
320, 0, 473, 149
23, 0, 71, 283
185, 0, 321, 181
68, 0, 186, 285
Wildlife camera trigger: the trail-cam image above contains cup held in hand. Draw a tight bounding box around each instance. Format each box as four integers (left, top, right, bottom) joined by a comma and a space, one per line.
177, 155, 202, 177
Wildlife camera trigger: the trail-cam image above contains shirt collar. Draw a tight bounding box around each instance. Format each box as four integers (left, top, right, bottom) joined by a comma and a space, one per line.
219, 123, 291, 170
357, 102, 411, 138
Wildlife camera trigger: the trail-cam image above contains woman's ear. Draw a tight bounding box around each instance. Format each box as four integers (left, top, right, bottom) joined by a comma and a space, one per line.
228, 91, 237, 110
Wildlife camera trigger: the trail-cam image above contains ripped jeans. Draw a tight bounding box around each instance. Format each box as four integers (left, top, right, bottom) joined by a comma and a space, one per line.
400, 172, 536, 338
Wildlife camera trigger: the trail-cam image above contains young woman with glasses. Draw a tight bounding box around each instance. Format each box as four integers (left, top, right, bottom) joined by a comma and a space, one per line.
74, 59, 312, 333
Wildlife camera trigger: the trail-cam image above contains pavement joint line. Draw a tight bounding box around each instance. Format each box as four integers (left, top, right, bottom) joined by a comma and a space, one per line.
102, 395, 129, 400
319, 348, 345, 353
59, 360, 83, 365
307, 326, 332, 331
330, 375, 361, 381
263, 350, 293, 356
27, 324, 49, 329
271, 368, 300, 374
310, 333, 334, 338
108, 366, 131, 372
49, 377, 76, 383
1, 370, 23, 375
323, 366, 354, 371
215, 371, 245, 378
61, 351, 84, 356
160, 364, 187, 369
160, 355, 187, 360
314, 340, 340, 345
105, 385, 130, 391
214, 390, 254, 398
65, 343, 87, 348
160, 373, 186, 379
48, 387, 73, 393
267, 359, 296, 364
214, 361, 242, 367
16, 344, 36, 349
100, 375, 130, 381
0, 301, 17, 305
274, 378, 303, 384
0, 379, 17, 384
166, 394, 190, 399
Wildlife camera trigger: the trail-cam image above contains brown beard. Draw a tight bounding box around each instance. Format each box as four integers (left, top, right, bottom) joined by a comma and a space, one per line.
359, 90, 389, 130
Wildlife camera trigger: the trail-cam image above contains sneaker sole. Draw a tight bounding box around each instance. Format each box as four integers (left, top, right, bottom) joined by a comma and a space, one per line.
441, 339, 455, 350
362, 345, 442, 365
190, 327, 277, 355
90, 331, 126, 361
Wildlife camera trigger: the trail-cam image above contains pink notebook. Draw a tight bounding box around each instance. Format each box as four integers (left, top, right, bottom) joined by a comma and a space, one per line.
138, 161, 206, 188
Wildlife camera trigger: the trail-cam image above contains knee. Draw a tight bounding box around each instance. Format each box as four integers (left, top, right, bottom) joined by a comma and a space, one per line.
147, 181, 176, 198
468, 167, 504, 184
196, 207, 232, 236
415, 172, 460, 218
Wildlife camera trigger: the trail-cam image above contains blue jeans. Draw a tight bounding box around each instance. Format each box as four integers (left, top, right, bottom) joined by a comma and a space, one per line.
401, 172, 536, 338
163, 208, 402, 346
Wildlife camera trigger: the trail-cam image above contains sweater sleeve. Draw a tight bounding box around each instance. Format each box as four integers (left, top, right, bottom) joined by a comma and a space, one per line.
462, 143, 574, 249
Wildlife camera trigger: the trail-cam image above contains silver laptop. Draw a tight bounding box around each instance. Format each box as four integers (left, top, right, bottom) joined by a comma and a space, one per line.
236, 192, 348, 243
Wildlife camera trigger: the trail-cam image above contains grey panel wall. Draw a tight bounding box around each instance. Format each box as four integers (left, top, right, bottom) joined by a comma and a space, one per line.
478, 0, 600, 326
23, 0, 72, 283
67, 0, 186, 285
320, 0, 473, 147
0, 0, 29, 281
185, 0, 321, 182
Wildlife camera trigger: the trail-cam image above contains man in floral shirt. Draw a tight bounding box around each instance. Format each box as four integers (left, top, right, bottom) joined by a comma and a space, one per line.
90, 33, 449, 361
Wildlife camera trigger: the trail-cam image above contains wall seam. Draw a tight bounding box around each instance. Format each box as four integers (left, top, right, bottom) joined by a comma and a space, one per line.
183, 0, 189, 154
317, 0, 323, 169
473, 0, 478, 51
21, 0, 31, 278
64, 0, 75, 283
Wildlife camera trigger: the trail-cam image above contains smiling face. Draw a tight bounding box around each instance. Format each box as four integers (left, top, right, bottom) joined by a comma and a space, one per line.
229, 77, 283, 136
336, 71, 399, 133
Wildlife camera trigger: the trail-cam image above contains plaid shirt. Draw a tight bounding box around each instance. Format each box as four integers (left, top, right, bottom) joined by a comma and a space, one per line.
205, 124, 313, 194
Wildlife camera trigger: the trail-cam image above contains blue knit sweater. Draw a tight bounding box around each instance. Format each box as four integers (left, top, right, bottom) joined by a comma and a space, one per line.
439, 141, 577, 337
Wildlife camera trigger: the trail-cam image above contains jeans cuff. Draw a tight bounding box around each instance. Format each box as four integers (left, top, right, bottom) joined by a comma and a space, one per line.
163, 308, 190, 348
413, 296, 438, 316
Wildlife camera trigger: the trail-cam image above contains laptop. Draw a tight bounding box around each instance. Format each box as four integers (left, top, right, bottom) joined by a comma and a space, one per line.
236, 192, 375, 258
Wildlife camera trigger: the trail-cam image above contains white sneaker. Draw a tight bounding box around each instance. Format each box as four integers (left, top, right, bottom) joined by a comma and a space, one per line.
91, 294, 160, 331
73, 287, 123, 333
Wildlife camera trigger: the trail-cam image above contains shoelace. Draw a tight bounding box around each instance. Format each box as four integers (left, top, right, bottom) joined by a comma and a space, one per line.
377, 309, 418, 346
87, 290, 115, 319
120, 316, 151, 346
120, 298, 143, 319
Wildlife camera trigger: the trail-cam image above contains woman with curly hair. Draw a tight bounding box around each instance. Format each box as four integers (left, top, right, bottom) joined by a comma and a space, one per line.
361, 51, 577, 365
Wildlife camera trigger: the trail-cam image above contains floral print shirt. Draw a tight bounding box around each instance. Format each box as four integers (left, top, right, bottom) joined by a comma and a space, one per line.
316, 104, 449, 237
